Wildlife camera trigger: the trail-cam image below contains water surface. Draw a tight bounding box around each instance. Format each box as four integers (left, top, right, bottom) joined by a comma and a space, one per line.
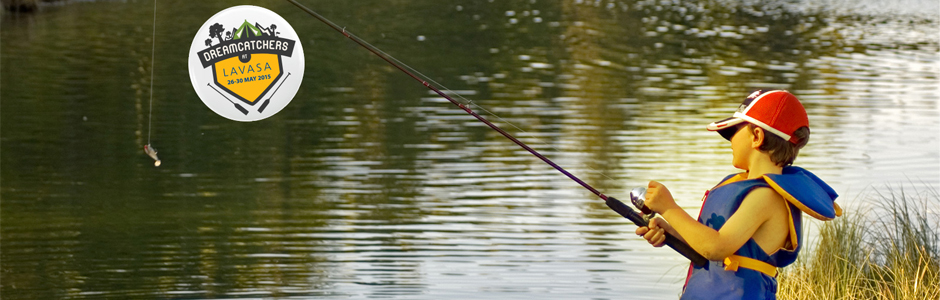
2, 0, 938, 299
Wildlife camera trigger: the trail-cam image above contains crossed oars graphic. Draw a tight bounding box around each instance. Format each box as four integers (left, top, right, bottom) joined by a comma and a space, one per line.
205, 72, 291, 115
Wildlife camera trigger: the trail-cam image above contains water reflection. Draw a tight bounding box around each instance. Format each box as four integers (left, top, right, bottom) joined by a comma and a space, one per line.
1, 0, 937, 299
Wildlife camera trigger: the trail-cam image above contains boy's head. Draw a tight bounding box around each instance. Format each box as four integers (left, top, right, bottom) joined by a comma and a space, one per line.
706, 90, 810, 166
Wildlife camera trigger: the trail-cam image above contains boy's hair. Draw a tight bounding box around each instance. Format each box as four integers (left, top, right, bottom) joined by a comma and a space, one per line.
749, 123, 809, 166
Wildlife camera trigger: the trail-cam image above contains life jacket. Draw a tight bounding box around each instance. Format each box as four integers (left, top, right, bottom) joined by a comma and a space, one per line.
680, 166, 840, 300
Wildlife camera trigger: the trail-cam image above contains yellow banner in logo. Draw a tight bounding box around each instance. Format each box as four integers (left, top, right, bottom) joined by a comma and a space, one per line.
214, 53, 282, 104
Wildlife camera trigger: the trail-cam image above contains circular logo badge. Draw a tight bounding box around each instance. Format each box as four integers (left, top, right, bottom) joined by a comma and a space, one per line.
188, 5, 304, 122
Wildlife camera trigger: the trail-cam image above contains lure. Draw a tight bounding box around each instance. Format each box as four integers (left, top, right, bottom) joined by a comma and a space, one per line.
144, 144, 161, 167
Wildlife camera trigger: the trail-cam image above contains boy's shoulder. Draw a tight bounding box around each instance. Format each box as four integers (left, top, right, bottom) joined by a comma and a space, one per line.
714, 172, 749, 189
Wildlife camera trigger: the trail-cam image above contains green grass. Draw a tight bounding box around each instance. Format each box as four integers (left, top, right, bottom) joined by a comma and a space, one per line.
777, 185, 940, 300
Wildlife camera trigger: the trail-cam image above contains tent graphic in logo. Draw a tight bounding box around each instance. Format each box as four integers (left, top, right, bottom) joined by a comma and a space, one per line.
197, 19, 296, 114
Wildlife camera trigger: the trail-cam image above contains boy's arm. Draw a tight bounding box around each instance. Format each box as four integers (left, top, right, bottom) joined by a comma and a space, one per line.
646, 181, 781, 261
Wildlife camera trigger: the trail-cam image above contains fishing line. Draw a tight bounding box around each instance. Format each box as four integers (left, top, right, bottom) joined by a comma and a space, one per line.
147, 0, 156, 144
286, 0, 615, 184
144, 0, 161, 167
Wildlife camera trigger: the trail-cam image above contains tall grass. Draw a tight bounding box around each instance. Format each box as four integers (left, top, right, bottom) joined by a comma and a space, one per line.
777, 185, 940, 300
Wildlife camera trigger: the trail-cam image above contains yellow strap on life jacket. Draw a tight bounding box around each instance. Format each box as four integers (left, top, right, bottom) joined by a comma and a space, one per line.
723, 255, 778, 277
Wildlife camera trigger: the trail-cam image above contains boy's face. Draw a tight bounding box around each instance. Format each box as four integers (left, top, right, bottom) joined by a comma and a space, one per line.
730, 124, 753, 170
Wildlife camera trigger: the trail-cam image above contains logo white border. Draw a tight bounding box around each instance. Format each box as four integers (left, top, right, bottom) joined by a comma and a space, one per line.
188, 5, 304, 122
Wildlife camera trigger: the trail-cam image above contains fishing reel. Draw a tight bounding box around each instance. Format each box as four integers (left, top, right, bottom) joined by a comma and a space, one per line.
629, 187, 656, 223
605, 187, 709, 267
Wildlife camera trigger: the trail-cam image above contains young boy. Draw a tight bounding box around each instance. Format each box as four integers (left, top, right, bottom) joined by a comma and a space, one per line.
635, 90, 841, 299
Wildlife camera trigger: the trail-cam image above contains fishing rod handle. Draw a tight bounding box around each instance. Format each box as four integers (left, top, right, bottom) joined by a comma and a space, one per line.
606, 197, 708, 267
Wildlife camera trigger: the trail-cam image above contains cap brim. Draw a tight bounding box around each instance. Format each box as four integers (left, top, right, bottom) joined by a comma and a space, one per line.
706, 117, 745, 141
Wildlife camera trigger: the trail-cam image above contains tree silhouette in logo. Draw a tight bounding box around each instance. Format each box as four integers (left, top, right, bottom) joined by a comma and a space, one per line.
209, 23, 226, 45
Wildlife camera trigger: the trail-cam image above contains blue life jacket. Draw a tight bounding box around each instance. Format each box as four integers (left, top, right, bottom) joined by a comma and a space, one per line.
680, 166, 839, 300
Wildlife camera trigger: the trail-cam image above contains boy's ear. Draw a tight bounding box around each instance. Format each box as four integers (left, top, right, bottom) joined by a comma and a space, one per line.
751, 126, 765, 149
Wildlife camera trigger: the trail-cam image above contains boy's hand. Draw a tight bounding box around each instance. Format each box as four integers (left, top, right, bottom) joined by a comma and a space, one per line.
635, 217, 670, 247
644, 181, 680, 214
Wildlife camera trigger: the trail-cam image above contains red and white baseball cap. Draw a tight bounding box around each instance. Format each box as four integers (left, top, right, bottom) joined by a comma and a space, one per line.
706, 90, 809, 144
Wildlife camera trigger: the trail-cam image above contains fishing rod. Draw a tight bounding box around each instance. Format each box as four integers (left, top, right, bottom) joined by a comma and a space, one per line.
286, 0, 706, 267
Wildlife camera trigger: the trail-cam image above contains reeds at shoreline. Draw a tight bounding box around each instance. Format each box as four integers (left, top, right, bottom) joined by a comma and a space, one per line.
777, 185, 939, 300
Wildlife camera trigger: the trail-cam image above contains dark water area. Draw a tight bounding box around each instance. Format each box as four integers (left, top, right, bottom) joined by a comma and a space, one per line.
2, 0, 938, 299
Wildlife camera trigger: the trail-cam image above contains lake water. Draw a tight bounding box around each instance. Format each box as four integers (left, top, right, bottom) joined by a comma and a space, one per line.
2, 0, 938, 299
